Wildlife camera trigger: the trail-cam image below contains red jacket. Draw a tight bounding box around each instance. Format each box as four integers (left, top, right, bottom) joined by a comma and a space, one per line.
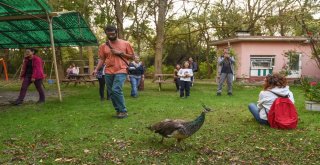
20, 55, 45, 79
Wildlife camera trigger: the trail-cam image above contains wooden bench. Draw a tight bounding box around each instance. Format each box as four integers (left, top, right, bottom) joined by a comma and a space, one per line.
86, 79, 98, 86
61, 74, 96, 86
154, 74, 175, 91
61, 79, 76, 86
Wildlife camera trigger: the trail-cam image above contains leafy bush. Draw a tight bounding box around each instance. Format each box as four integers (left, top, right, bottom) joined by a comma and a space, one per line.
145, 65, 174, 75
301, 77, 320, 102
145, 65, 155, 75
162, 65, 174, 74
196, 62, 215, 79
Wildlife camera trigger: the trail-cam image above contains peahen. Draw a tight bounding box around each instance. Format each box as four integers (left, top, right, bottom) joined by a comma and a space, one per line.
147, 104, 212, 144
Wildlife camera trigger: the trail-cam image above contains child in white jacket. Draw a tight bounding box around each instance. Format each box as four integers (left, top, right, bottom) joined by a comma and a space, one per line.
178, 61, 193, 98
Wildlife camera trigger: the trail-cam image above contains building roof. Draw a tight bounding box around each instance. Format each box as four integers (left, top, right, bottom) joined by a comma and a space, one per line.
209, 36, 309, 46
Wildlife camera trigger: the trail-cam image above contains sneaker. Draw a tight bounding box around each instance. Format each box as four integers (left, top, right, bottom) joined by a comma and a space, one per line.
117, 112, 128, 119
9, 100, 22, 106
216, 93, 221, 96
228, 93, 233, 96
112, 112, 120, 118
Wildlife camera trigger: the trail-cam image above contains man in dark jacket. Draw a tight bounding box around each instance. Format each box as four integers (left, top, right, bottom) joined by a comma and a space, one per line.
188, 57, 198, 86
217, 48, 235, 96
10, 48, 45, 105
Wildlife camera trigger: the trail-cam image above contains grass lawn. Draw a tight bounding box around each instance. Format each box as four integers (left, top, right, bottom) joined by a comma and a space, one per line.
0, 80, 319, 164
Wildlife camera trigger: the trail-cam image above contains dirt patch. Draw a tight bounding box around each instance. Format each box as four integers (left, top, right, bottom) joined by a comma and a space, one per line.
0, 90, 58, 106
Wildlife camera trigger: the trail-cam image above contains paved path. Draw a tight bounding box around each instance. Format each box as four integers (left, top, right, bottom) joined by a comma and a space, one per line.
0, 90, 57, 106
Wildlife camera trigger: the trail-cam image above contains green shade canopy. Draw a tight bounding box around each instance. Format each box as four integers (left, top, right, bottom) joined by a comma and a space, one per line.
0, 0, 98, 49
0, 0, 98, 102
0, 0, 52, 16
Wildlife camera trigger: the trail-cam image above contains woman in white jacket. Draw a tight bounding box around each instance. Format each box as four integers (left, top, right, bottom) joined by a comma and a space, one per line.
178, 61, 193, 98
248, 73, 295, 125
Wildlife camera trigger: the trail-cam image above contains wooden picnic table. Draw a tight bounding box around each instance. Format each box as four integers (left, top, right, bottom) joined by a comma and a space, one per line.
154, 74, 175, 91
62, 74, 97, 86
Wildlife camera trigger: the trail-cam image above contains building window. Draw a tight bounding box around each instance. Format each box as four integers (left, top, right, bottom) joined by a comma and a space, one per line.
250, 55, 275, 76
283, 50, 302, 78
288, 53, 300, 71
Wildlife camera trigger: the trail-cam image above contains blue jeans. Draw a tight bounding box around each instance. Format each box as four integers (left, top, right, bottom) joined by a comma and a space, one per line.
248, 103, 269, 125
129, 76, 141, 97
180, 80, 191, 97
105, 74, 127, 113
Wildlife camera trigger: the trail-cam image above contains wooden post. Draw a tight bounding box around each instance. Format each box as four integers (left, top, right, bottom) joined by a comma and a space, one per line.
87, 46, 94, 74
48, 17, 62, 101
79, 46, 85, 74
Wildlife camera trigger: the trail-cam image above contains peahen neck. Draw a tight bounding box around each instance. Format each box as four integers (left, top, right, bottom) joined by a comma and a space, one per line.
187, 112, 206, 135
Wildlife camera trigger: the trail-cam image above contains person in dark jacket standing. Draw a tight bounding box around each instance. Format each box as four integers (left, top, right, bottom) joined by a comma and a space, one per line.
96, 64, 110, 101
188, 57, 198, 86
127, 55, 144, 97
10, 48, 45, 105
217, 48, 235, 96
174, 64, 181, 91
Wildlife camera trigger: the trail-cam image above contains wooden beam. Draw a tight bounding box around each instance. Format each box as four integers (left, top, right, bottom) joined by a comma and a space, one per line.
0, 13, 58, 22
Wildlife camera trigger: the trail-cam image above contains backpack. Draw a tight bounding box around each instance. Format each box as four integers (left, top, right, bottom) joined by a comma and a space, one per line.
267, 92, 298, 129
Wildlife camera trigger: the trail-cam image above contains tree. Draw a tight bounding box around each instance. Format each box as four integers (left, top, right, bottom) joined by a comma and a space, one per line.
243, 0, 277, 35
263, 1, 299, 36
209, 0, 244, 39
194, 0, 214, 78
154, 0, 168, 74
128, 0, 154, 55
114, 0, 125, 39
294, 0, 320, 69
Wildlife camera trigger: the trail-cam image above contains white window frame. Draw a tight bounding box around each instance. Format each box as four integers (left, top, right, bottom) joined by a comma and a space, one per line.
250, 55, 275, 69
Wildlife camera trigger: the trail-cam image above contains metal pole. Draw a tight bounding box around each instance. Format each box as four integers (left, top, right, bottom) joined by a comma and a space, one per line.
48, 17, 62, 101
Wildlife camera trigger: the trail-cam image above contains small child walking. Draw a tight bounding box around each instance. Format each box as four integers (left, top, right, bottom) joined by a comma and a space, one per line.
174, 64, 181, 92
178, 61, 193, 98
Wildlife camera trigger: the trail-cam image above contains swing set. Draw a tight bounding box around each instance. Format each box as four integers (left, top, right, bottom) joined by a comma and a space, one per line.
0, 58, 8, 81
0, 1, 98, 101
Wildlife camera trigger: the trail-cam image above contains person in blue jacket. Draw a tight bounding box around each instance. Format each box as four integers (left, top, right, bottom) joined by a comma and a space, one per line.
127, 55, 145, 97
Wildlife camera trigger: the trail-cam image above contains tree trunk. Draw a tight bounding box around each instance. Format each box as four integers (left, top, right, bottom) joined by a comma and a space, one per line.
79, 46, 85, 74
137, 38, 141, 55
87, 46, 94, 74
154, 0, 167, 74
205, 44, 212, 78
55, 47, 65, 80
114, 0, 124, 39
4, 49, 9, 59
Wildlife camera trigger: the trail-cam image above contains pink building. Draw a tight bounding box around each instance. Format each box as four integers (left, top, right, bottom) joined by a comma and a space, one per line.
210, 35, 320, 81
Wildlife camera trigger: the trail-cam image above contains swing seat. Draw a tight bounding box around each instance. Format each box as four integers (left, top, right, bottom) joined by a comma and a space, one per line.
48, 79, 55, 84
